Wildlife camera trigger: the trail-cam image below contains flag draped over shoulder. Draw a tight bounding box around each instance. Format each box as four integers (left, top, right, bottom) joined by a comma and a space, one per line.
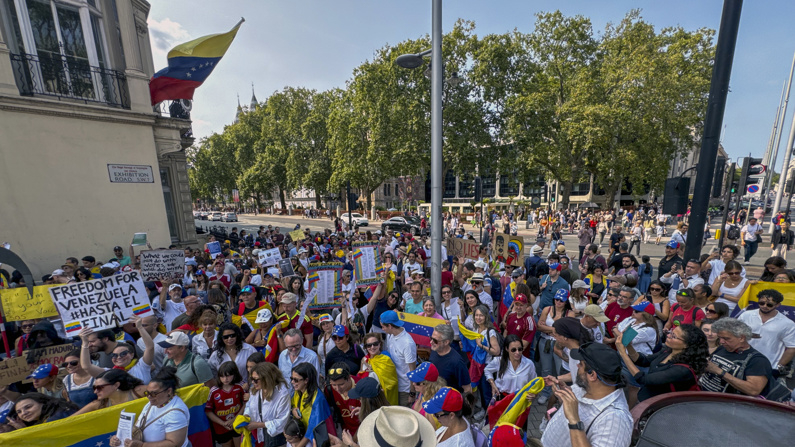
734, 281, 795, 321
149, 19, 244, 105
494, 377, 545, 427
397, 312, 441, 347
366, 354, 399, 405
458, 319, 488, 386
0, 384, 211, 447
500, 281, 517, 318
261, 323, 280, 363
306, 390, 335, 441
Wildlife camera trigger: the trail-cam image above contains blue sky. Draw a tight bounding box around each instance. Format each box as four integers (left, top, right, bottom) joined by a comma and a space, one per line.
148, 0, 795, 169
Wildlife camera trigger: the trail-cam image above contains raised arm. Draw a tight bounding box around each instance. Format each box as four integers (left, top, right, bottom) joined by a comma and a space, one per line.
132, 315, 155, 366
79, 328, 105, 377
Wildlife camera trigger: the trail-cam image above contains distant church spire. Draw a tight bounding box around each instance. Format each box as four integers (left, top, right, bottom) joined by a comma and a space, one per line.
234, 93, 242, 123
250, 83, 258, 110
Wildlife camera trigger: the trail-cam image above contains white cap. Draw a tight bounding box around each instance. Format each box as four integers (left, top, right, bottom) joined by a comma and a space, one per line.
255, 308, 273, 324
51, 269, 66, 276
168, 283, 183, 291
158, 331, 190, 348
474, 260, 487, 270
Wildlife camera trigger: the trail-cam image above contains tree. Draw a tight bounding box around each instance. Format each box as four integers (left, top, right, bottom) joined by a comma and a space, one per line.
187, 133, 238, 202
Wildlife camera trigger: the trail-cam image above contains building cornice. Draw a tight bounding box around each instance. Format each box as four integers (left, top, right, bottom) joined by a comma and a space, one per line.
0, 94, 157, 126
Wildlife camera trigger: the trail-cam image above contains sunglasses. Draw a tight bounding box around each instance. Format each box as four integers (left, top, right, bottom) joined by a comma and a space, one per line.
328, 368, 345, 376
250, 377, 260, 383
93, 384, 113, 392
706, 308, 717, 314
726, 271, 741, 276
144, 388, 168, 398
21, 324, 35, 329
758, 301, 777, 308
435, 411, 452, 419
61, 360, 79, 368
332, 335, 344, 341
364, 342, 380, 349
290, 377, 305, 383
509, 347, 522, 353
430, 338, 442, 344
649, 287, 662, 292
110, 351, 131, 359
222, 334, 237, 340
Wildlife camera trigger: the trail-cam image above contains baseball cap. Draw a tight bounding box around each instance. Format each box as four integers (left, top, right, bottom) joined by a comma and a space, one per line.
572, 280, 589, 290
254, 308, 273, 324
632, 301, 656, 315
422, 387, 463, 414
489, 423, 526, 447
554, 289, 570, 302
407, 362, 439, 383
474, 260, 488, 270
332, 325, 349, 338
584, 304, 609, 323
185, 259, 197, 267
511, 268, 524, 278
281, 292, 298, 304
348, 377, 382, 400
549, 262, 562, 271
51, 269, 66, 276
113, 246, 123, 251
666, 241, 679, 249
158, 331, 190, 348
380, 310, 403, 327
318, 314, 333, 324
240, 285, 255, 294
168, 283, 182, 292
514, 293, 529, 304
27, 363, 58, 379
570, 342, 623, 381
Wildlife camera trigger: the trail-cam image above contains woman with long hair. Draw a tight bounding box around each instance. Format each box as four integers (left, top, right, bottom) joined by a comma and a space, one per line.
358, 333, 399, 405
622, 302, 661, 407
79, 316, 155, 383
61, 349, 97, 407
584, 262, 607, 303
74, 267, 92, 283
568, 281, 590, 318
244, 362, 291, 447
408, 362, 448, 429
350, 376, 390, 424
423, 387, 475, 447
470, 304, 500, 416
8, 393, 78, 428
193, 268, 210, 302
73, 369, 146, 415
484, 335, 537, 428
287, 276, 306, 302
110, 367, 191, 447
701, 320, 720, 355
711, 260, 749, 313
704, 301, 730, 321
209, 322, 257, 383
614, 324, 708, 407
536, 289, 574, 404
642, 280, 670, 333
290, 362, 335, 447
461, 290, 483, 330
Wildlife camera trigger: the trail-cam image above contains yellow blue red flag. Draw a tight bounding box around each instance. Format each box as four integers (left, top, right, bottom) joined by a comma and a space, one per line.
734, 281, 795, 322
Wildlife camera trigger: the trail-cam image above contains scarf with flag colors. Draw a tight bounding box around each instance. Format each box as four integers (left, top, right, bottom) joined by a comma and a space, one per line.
396, 311, 442, 347
291, 389, 335, 441
361, 353, 399, 405
149, 19, 244, 105
732, 281, 795, 322
457, 319, 489, 387
233, 414, 255, 447
259, 323, 281, 363
500, 281, 518, 319
0, 384, 211, 447
490, 377, 545, 427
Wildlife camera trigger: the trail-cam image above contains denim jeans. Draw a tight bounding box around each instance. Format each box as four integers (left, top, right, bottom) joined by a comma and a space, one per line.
537, 337, 562, 399
744, 240, 759, 262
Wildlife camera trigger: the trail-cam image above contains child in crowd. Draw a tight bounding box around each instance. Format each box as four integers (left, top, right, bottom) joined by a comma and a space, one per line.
206, 361, 245, 447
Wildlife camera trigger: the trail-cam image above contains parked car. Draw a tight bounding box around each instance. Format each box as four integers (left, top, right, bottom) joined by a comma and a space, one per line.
341, 212, 369, 227
381, 216, 422, 235
193, 211, 206, 220
210, 212, 223, 221
222, 212, 238, 222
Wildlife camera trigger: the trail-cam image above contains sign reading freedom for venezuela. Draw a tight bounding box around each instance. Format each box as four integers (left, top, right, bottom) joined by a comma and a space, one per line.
49, 271, 153, 333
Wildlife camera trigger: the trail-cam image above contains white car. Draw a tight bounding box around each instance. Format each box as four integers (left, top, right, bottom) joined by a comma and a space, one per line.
210, 212, 222, 221
222, 212, 238, 222
341, 213, 369, 227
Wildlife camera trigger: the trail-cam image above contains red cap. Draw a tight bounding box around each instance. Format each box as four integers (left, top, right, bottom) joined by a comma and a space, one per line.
514, 293, 528, 304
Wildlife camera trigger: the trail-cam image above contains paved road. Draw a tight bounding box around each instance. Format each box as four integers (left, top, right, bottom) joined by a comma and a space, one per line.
196, 213, 774, 277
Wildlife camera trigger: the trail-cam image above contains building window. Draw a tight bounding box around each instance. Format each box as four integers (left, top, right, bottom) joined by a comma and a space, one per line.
160, 168, 180, 242
499, 169, 520, 197
571, 181, 590, 196
8, 0, 127, 107
444, 170, 457, 198
383, 183, 389, 196
459, 174, 474, 198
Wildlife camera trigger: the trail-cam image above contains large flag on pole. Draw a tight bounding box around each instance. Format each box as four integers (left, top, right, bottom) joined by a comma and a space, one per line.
149, 19, 244, 105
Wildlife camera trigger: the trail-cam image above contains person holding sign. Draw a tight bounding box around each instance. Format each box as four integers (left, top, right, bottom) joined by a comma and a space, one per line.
79, 315, 155, 383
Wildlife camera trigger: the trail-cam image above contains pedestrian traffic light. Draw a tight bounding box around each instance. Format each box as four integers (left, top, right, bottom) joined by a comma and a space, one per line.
474, 177, 482, 202
730, 182, 738, 194
739, 156, 764, 192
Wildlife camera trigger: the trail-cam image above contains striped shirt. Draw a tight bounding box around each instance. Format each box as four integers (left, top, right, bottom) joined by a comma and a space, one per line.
540, 385, 632, 447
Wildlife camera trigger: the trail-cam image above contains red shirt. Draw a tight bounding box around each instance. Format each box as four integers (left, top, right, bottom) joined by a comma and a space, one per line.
205, 385, 245, 434
278, 311, 313, 337
505, 311, 536, 357
331, 381, 361, 435
441, 270, 453, 287
209, 273, 232, 289
604, 302, 634, 336
669, 304, 706, 327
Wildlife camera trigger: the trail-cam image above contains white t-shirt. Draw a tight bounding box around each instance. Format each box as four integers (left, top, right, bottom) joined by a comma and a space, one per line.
208, 343, 258, 383
157, 300, 187, 333
385, 329, 416, 393
138, 332, 168, 374
136, 396, 190, 447
739, 309, 795, 369
741, 223, 763, 241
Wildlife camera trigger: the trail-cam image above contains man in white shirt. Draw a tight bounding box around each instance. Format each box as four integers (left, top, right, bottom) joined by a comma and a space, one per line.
740, 217, 764, 265
278, 329, 320, 388
541, 343, 632, 447
738, 289, 795, 375
137, 315, 168, 374
155, 281, 187, 331
659, 259, 704, 305
402, 251, 423, 282
380, 310, 417, 406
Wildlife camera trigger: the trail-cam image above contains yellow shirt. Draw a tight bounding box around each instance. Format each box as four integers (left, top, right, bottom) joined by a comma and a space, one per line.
291, 390, 314, 431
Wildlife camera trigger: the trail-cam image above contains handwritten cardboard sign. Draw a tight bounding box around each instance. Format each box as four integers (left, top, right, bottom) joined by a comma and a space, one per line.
49, 271, 153, 333
139, 249, 184, 280
0, 285, 59, 321
289, 229, 305, 243
0, 344, 75, 386
0, 356, 30, 386
446, 238, 480, 261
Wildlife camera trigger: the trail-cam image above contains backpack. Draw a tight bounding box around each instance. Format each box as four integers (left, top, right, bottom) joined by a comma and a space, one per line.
487, 274, 502, 313
470, 421, 488, 447
727, 225, 741, 240
669, 363, 702, 392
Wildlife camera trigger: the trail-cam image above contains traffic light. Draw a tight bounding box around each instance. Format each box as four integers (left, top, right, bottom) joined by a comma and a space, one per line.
474, 177, 483, 202
739, 156, 764, 193
787, 177, 795, 195
713, 156, 726, 198
348, 193, 359, 211
730, 182, 738, 194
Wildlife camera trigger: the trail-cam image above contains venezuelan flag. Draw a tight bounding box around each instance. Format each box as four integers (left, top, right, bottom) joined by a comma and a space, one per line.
352, 249, 363, 260
398, 312, 442, 347
0, 384, 211, 447
500, 281, 517, 320
493, 377, 545, 427
365, 354, 399, 405
132, 303, 151, 316
458, 319, 488, 386
65, 321, 82, 333
261, 323, 280, 363
734, 281, 795, 321
149, 19, 244, 105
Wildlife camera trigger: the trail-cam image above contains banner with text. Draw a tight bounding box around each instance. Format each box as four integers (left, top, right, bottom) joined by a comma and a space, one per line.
0, 285, 59, 321
0, 344, 75, 386
258, 248, 282, 266
49, 271, 153, 333
447, 238, 480, 261
139, 249, 184, 281
289, 229, 305, 242
352, 241, 383, 287
307, 262, 343, 310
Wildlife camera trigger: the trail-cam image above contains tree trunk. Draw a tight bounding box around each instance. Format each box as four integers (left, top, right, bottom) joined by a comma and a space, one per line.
601, 183, 619, 210
365, 187, 373, 212
315, 194, 322, 210
278, 186, 286, 211
559, 180, 573, 210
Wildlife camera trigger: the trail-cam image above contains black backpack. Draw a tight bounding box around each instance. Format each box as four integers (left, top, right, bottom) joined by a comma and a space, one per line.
727, 225, 741, 240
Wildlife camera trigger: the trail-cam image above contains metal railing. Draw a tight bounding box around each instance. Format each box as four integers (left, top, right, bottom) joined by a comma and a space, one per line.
9, 52, 130, 109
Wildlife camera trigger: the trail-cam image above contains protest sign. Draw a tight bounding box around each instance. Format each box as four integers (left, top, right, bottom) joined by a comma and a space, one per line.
258, 248, 281, 266
307, 262, 343, 310
207, 241, 222, 259
0, 356, 29, 386
289, 229, 305, 242
278, 259, 295, 278
447, 238, 480, 261
49, 271, 153, 333
0, 284, 58, 321
267, 267, 280, 278
139, 249, 184, 281
351, 241, 383, 287
493, 233, 524, 267
23, 344, 75, 371
131, 233, 147, 246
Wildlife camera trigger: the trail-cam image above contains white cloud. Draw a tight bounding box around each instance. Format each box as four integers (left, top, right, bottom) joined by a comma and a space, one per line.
147, 18, 191, 68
